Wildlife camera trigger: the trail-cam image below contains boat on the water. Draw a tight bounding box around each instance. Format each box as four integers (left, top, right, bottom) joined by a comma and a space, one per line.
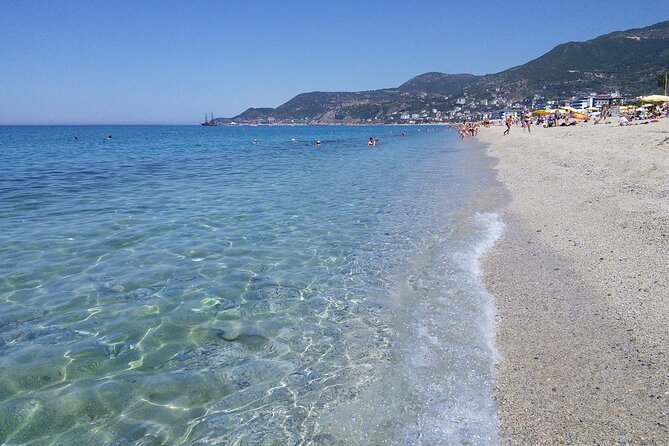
201, 112, 221, 126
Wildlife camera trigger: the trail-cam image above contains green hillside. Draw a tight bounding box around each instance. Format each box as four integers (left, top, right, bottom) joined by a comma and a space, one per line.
227, 20, 669, 123
468, 20, 669, 100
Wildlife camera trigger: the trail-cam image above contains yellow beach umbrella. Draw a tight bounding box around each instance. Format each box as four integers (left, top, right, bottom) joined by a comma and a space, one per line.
586, 106, 599, 111
637, 95, 669, 103
571, 112, 588, 120
641, 103, 655, 108
533, 109, 554, 116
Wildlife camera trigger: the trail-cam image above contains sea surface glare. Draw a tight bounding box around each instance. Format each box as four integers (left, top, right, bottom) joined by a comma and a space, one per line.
0, 125, 503, 445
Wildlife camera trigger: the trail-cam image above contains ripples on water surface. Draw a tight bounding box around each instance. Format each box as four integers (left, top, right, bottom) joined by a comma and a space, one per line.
0, 125, 503, 445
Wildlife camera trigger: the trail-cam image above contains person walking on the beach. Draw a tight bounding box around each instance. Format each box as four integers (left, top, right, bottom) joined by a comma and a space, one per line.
503, 115, 512, 135
595, 106, 610, 125
523, 110, 532, 134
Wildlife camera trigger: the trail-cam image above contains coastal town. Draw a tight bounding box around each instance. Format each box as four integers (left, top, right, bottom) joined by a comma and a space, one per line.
211, 91, 665, 126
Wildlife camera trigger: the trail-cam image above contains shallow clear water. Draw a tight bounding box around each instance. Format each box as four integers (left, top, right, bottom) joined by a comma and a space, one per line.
0, 125, 503, 445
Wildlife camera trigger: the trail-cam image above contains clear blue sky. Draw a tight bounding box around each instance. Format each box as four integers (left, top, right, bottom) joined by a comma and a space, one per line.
1, 1, 665, 124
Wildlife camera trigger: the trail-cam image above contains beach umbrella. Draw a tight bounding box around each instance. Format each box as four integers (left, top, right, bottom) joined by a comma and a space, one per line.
571, 112, 588, 120
533, 109, 554, 116
637, 95, 669, 103
641, 103, 655, 108
586, 106, 600, 111
559, 106, 578, 113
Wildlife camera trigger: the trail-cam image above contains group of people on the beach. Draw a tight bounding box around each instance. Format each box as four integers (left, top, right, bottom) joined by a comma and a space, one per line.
458, 121, 480, 139
616, 104, 666, 126
497, 102, 669, 134
453, 101, 669, 137
503, 110, 534, 135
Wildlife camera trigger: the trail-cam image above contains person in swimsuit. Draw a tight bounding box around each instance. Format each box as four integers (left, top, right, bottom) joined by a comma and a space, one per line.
523, 111, 532, 134
503, 115, 512, 135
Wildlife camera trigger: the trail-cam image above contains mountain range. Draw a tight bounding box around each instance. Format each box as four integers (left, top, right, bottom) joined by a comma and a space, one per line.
221, 20, 669, 124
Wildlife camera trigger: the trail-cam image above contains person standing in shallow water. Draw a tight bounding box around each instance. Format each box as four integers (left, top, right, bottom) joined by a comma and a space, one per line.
503, 115, 512, 135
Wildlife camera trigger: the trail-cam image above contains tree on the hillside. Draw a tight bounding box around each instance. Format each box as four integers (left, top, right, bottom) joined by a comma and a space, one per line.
658, 71, 669, 91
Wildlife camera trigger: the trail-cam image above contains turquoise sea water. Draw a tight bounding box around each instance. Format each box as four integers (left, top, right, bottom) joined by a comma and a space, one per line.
0, 125, 503, 445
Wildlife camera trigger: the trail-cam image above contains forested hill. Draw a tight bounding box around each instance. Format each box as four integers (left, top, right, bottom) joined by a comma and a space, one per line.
223, 20, 669, 124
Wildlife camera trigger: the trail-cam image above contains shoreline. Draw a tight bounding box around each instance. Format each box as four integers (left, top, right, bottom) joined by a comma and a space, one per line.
479, 121, 669, 444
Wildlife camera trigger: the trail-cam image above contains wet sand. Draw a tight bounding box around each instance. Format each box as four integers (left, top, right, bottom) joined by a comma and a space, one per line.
478, 120, 669, 444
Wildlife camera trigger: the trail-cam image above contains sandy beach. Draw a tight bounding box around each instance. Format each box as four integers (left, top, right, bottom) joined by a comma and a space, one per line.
479, 120, 669, 444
